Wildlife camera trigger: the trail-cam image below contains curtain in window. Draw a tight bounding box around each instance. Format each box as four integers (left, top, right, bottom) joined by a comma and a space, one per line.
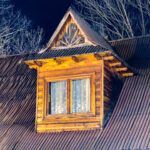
50, 81, 67, 114
72, 78, 90, 113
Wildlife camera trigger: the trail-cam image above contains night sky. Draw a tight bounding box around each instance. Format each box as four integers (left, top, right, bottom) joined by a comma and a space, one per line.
13, 0, 73, 39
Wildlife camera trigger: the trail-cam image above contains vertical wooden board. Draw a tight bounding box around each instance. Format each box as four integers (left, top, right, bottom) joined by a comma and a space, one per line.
104, 67, 114, 116
103, 64, 123, 127
37, 76, 45, 121
35, 70, 39, 130
67, 79, 71, 113
94, 63, 103, 119
91, 72, 96, 116
44, 79, 48, 119
95, 74, 101, 116
100, 60, 104, 126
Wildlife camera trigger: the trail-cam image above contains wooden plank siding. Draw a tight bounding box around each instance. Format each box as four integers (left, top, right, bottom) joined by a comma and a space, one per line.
103, 64, 123, 126
26, 52, 125, 132
104, 67, 114, 111
35, 60, 104, 132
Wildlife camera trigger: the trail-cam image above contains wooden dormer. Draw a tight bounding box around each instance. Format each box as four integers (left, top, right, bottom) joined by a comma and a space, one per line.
46, 8, 93, 50
25, 7, 133, 133
40, 7, 112, 53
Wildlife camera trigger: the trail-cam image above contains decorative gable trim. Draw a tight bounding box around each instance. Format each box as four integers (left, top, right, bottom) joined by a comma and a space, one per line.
39, 7, 112, 53
47, 8, 95, 50
56, 23, 85, 47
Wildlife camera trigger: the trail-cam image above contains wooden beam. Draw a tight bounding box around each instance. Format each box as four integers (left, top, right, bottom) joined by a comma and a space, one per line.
122, 72, 133, 77
25, 61, 37, 69
72, 56, 85, 62
72, 56, 79, 62
109, 62, 121, 67
97, 52, 110, 57
94, 53, 102, 60
115, 67, 128, 72
53, 58, 64, 65
34, 61, 43, 67
28, 65, 37, 69
103, 56, 114, 61
26, 62, 34, 66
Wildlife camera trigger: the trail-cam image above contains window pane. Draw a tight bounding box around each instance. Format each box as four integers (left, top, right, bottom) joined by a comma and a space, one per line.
48, 81, 67, 114
72, 78, 90, 113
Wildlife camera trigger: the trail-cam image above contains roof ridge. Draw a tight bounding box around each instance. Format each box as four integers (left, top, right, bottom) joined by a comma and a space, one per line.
109, 34, 150, 43
0, 52, 36, 59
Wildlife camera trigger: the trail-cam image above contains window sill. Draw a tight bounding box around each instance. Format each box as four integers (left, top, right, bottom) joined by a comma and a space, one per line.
44, 112, 94, 119
37, 112, 101, 125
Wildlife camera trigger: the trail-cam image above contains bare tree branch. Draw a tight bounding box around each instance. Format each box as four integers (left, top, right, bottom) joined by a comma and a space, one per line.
74, 0, 150, 40
0, 0, 44, 55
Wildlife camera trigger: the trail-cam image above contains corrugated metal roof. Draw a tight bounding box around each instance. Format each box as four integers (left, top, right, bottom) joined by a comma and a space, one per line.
27, 45, 108, 61
0, 55, 36, 126
26, 45, 133, 74
111, 35, 150, 75
0, 76, 149, 149
0, 52, 149, 149
94, 75, 150, 149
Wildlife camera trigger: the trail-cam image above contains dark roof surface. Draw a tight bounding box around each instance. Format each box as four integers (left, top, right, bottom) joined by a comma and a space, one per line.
27, 45, 108, 61
111, 35, 150, 75
0, 55, 36, 125
95, 75, 150, 149
27, 45, 132, 73
0, 38, 150, 149
0, 36, 150, 149
27, 34, 150, 74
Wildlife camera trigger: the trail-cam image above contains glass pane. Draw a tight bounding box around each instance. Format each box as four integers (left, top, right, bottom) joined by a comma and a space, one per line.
72, 78, 90, 113
48, 80, 67, 114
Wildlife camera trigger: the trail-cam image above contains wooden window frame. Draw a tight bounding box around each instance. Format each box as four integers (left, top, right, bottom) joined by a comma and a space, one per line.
43, 72, 95, 121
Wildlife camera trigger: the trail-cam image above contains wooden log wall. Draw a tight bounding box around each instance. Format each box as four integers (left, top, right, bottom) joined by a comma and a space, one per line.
103, 65, 123, 126
36, 63, 103, 132
26, 56, 124, 132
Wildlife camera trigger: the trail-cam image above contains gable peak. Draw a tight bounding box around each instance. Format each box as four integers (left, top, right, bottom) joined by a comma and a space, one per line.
39, 7, 112, 53
44, 7, 98, 51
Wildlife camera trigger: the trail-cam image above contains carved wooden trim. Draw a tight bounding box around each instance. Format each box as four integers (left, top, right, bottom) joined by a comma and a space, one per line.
55, 23, 85, 48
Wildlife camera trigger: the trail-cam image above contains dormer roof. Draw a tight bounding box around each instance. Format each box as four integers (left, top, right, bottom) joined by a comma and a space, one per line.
26, 7, 134, 79
40, 7, 112, 53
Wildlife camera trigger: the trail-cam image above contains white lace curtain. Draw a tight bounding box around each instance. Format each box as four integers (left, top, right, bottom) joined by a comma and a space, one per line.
49, 78, 90, 114
72, 78, 90, 113
50, 81, 67, 114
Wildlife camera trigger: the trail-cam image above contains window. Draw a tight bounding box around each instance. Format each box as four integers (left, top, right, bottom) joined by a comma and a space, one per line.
47, 78, 91, 116
44, 72, 96, 119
